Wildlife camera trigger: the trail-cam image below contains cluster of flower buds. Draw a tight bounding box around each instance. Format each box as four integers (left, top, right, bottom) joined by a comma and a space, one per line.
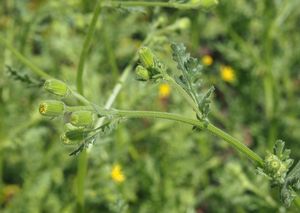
39, 79, 96, 144
263, 153, 291, 185
135, 47, 162, 81
259, 140, 294, 186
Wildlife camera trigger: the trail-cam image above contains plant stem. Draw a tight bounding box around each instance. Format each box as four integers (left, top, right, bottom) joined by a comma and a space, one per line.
76, 0, 103, 95
0, 36, 52, 79
166, 76, 202, 117
113, 109, 264, 166
102, 1, 205, 10
75, 1, 103, 212
76, 150, 87, 213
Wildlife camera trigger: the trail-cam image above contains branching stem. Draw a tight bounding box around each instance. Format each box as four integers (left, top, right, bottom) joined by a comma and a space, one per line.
112, 109, 264, 166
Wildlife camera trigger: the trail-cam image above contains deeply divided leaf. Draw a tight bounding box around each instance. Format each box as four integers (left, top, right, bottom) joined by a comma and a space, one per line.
171, 43, 213, 120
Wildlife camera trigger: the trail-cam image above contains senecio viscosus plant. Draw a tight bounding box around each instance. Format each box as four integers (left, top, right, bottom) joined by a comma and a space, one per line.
37, 44, 300, 207
1, 0, 299, 209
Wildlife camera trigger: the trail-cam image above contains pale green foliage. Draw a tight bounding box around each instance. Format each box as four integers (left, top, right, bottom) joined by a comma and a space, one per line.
171, 43, 214, 120
258, 140, 300, 207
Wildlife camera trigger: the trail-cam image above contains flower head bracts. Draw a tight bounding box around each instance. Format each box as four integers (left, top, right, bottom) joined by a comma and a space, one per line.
257, 140, 300, 207
135, 47, 166, 82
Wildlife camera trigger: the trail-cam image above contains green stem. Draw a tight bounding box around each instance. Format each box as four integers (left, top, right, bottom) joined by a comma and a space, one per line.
0, 36, 52, 79
102, 1, 206, 10
166, 76, 201, 117
103, 20, 119, 80
76, 150, 88, 213
113, 109, 264, 166
76, 0, 103, 95
75, 1, 103, 212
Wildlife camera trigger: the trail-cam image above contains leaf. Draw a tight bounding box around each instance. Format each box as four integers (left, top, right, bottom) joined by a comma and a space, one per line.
171, 43, 213, 120
69, 118, 124, 156
199, 86, 215, 118
280, 161, 300, 207
6, 66, 44, 87
274, 140, 291, 161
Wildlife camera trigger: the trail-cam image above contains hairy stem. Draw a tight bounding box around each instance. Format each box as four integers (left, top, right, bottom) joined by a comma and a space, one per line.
75, 1, 103, 212
76, 0, 103, 95
113, 109, 264, 166
0, 36, 52, 79
166, 76, 202, 117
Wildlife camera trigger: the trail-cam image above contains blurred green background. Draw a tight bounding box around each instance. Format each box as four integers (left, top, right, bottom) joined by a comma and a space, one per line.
0, 0, 300, 212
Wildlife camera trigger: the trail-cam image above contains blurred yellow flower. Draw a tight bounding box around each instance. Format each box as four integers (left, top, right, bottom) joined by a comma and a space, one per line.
111, 164, 125, 183
159, 83, 171, 99
220, 65, 236, 83
2, 184, 20, 203
202, 55, 213, 66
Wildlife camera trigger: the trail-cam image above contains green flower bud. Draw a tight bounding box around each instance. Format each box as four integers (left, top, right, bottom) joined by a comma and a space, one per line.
264, 153, 289, 184
135, 65, 150, 81
39, 100, 65, 117
70, 111, 95, 127
138, 47, 155, 69
64, 129, 89, 141
175, 18, 191, 30
44, 79, 69, 97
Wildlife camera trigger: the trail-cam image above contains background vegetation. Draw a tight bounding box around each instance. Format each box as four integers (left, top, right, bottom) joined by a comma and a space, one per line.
0, 0, 300, 212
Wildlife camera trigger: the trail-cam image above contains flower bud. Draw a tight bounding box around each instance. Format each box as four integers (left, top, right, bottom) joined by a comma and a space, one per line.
135, 65, 150, 81
39, 100, 65, 117
176, 18, 191, 30
138, 47, 155, 69
70, 111, 95, 127
61, 129, 89, 143
44, 79, 69, 97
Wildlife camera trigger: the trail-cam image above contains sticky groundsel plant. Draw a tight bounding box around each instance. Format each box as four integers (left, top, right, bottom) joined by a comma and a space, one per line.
1, 0, 299, 210
3, 38, 300, 207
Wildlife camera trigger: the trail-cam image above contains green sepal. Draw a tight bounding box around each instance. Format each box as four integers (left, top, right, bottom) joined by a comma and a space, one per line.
135, 65, 150, 81
44, 79, 69, 97
39, 100, 65, 117
70, 110, 95, 127
138, 47, 155, 69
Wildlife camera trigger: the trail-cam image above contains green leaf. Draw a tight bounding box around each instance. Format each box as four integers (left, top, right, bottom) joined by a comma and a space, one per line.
171, 43, 213, 120
6, 65, 44, 87
280, 161, 300, 207
69, 118, 124, 156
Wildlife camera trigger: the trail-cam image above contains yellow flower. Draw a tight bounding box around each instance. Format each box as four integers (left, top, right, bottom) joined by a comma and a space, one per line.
159, 83, 171, 98
111, 164, 125, 183
220, 65, 236, 83
202, 55, 213, 66
2, 184, 20, 203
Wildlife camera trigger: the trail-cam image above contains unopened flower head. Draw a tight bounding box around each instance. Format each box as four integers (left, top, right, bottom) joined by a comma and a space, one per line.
176, 17, 191, 30
70, 110, 95, 127
63, 129, 89, 143
135, 65, 150, 81
264, 153, 289, 184
39, 100, 65, 117
44, 79, 69, 97
138, 47, 155, 69
111, 164, 125, 183
159, 83, 171, 99
220, 65, 236, 83
202, 55, 213, 66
